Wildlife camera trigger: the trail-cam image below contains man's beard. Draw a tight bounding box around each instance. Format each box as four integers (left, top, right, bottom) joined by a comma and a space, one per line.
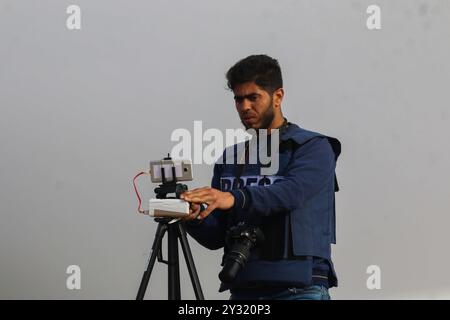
241, 97, 275, 131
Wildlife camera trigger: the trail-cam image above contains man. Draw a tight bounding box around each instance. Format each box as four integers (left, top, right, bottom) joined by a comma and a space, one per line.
181, 54, 341, 300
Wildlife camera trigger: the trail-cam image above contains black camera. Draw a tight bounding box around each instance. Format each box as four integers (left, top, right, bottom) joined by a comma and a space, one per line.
219, 222, 265, 283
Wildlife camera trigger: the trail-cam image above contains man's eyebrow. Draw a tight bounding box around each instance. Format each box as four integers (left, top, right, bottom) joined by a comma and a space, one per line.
234, 93, 261, 99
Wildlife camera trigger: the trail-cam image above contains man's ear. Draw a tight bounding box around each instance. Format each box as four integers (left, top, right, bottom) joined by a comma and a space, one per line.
273, 88, 284, 108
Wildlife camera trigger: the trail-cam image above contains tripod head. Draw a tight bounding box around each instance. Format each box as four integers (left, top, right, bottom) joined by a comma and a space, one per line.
154, 180, 188, 200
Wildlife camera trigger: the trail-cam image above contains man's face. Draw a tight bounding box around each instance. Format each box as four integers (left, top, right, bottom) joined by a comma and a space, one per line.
233, 82, 275, 130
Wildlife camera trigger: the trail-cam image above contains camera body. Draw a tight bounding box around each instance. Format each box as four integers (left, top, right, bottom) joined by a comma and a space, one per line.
219, 222, 265, 283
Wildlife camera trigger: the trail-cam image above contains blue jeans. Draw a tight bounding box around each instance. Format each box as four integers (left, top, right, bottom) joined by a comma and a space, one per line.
230, 285, 331, 300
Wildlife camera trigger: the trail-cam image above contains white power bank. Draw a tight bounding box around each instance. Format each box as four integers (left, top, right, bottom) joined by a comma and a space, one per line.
148, 199, 190, 218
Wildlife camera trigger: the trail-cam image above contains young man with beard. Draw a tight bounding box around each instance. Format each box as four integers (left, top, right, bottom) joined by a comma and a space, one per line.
181, 54, 341, 300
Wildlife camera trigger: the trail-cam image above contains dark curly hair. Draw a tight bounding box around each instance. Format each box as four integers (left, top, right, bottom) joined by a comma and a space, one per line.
226, 54, 283, 94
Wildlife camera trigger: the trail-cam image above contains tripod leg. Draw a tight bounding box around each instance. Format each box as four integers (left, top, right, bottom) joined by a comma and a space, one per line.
136, 222, 168, 300
177, 222, 205, 300
167, 223, 181, 300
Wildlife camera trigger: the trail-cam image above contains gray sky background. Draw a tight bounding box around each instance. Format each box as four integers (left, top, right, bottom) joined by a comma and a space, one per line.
1, 0, 449, 299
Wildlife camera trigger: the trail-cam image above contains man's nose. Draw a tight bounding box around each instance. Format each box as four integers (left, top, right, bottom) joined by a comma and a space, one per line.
238, 99, 252, 112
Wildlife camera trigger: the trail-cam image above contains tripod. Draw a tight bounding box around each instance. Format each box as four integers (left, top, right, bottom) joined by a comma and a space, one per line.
136, 159, 204, 300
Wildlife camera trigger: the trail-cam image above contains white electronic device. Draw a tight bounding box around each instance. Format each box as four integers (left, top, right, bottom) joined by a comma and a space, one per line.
148, 199, 190, 218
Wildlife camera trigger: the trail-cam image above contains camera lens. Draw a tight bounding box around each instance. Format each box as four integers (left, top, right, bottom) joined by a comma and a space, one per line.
219, 226, 264, 283
219, 243, 252, 283
219, 258, 242, 283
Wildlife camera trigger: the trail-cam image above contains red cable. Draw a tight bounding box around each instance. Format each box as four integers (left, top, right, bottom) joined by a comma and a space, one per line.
133, 171, 148, 214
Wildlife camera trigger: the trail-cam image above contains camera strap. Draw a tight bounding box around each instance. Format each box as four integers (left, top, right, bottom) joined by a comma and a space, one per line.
234, 118, 290, 182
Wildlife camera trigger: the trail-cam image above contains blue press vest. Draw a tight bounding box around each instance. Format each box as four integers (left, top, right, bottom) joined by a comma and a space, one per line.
219, 123, 341, 260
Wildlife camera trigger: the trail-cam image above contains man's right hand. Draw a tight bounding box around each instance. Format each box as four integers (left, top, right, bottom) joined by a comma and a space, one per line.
182, 202, 202, 221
